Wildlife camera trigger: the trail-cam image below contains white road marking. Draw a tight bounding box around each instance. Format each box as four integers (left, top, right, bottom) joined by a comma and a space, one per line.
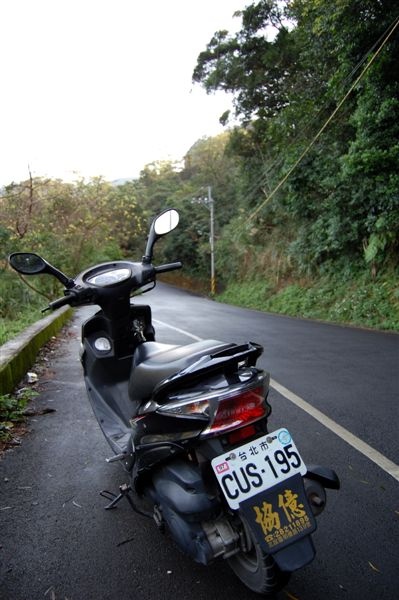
270, 379, 399, 483
154, 319, 399, 483
153, 319, 203, 341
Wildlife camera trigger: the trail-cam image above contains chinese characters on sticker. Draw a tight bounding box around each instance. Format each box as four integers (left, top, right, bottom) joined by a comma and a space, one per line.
253, 488, 312, 549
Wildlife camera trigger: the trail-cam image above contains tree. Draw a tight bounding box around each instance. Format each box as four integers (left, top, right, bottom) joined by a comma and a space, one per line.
193, 0, 399, 275
0, 176, 147, 321
193, 2, 296, 122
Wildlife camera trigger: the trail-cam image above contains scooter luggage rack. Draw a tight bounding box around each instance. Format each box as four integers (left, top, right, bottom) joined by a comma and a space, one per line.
152, 341, 263, 403
100, 484, 152, 517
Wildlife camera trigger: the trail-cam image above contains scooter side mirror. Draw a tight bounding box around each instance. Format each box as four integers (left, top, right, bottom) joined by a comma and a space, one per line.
8, 252, 75, 288
143, 209, 179, 263
9, 252, 47, 274
154, 209, 179, 235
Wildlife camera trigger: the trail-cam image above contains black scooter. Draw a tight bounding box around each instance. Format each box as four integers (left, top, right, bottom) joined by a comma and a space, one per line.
9, 209, 339, 596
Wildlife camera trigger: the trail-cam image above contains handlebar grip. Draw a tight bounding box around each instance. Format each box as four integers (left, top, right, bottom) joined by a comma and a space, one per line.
154, 262, 183, 274
48, 295, 72, 310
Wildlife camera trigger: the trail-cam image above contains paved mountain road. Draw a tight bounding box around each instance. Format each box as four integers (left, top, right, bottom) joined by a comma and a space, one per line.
1, 284, 398, 600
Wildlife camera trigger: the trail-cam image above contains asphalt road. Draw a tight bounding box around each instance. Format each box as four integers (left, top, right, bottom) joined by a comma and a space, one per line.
1, 283, 398, 600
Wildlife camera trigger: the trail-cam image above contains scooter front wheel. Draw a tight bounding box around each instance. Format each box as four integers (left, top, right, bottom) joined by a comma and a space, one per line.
227, 517, 290, 596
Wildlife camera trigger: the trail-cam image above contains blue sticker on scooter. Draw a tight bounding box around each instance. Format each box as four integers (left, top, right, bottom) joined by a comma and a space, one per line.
278, 429, 291, 445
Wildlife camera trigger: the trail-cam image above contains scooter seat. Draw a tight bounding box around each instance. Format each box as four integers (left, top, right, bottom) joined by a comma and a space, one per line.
128, 339, 232, 407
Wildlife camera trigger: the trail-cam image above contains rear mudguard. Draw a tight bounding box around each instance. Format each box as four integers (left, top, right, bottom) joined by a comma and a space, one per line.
268, 464, 340, 572
273, 535, 316, 571
270, 464, 339, 571
306, 464, 340, 489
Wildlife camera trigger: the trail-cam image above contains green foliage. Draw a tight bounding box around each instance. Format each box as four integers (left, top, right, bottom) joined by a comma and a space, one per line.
193, 3, 296, 121
0, 388, 38, 443
218, 279, 273, 310
190, 0, 399, 304
218, 271, 399, 331
193, 0, 399, 275
0, 176, 148, 340
0, 307, 43, 345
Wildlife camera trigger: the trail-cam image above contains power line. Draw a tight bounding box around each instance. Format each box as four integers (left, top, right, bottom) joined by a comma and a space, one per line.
244, 14, 399, 225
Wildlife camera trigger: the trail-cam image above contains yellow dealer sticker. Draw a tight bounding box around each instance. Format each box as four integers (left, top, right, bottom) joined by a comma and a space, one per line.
240, 473, 316, 553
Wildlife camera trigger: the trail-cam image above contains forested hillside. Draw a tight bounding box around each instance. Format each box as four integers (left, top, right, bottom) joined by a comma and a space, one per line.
191, 0, 399, 329
1, 0, 398, 339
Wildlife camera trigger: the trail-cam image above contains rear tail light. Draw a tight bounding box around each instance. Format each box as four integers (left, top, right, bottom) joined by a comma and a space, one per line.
201, 385, 267, 437
157, 372, 270, 439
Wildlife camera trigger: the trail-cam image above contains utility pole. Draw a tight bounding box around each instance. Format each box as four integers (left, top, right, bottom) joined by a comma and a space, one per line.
208, 185, 215, 295
192, 185, 216, 295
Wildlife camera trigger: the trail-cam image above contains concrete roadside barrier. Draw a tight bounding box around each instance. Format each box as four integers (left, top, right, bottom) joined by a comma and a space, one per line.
0, 306, 73, 395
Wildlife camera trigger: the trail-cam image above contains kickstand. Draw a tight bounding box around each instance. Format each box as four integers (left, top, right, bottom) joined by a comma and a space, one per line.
100, 483, 152, 518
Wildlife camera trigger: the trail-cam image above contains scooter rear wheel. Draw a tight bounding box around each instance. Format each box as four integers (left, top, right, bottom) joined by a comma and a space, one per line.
227, 518, 290, 595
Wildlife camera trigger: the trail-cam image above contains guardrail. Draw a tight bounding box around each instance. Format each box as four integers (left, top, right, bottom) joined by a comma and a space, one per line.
0, 306, 73, 395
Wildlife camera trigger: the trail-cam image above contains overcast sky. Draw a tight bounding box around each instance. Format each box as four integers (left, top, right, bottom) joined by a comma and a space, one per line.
0, 0, 249, 186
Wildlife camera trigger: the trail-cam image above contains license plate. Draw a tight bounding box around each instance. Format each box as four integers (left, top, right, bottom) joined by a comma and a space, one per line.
211, 428, 307, 509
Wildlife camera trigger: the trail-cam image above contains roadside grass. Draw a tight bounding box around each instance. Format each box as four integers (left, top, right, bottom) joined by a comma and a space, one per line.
0, 308, 43, 345
217, 273, 399, 331
0, 388, 38, 450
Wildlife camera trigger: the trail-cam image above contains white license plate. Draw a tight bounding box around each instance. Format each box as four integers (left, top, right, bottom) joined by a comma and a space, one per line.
211, 428, 307, 509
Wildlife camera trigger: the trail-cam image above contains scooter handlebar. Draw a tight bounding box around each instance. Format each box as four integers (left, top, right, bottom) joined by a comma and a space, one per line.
44, 287, 90, 312
42, 295, 72, 312
42, 261, 182, 312
154, 261, 183, 274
